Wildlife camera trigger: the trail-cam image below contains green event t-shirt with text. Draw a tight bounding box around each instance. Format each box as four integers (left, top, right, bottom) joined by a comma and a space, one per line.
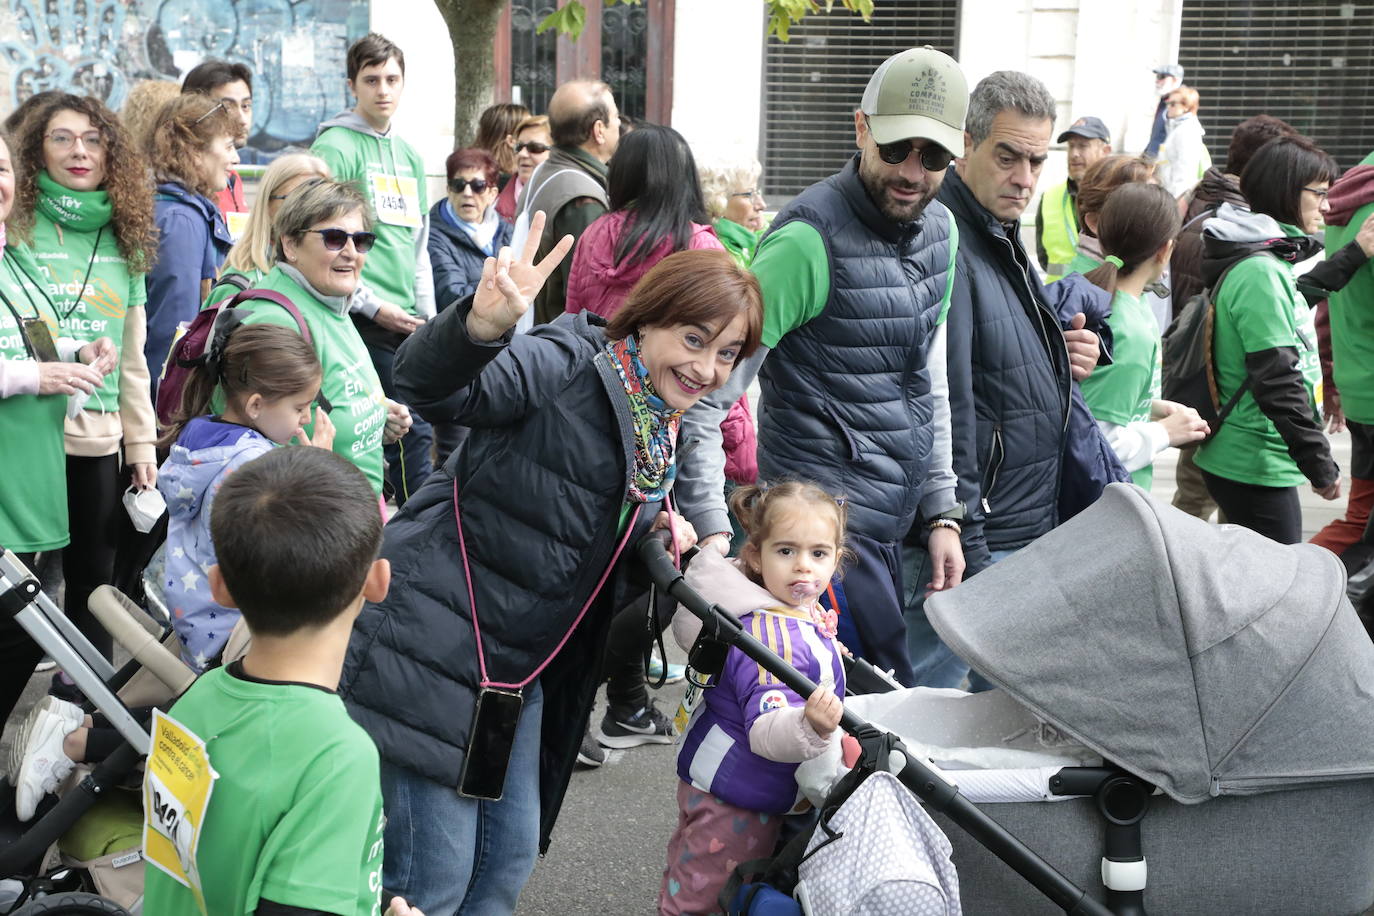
1079, 289, 1161, 489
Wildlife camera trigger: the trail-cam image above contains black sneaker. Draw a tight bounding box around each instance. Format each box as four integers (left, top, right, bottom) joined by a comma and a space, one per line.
576, 731, 607, 768
596, 703, 676, 749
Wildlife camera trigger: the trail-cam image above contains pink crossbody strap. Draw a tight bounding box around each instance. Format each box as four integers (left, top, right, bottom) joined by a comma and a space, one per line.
453, 477, 642, 690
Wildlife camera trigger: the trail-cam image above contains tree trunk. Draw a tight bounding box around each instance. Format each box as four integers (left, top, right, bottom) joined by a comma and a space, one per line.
433, 0, 508, 147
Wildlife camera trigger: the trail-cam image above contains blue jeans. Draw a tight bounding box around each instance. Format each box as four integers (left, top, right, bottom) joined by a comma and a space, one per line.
381, 682, 544, 915
902, 546, 1016, 690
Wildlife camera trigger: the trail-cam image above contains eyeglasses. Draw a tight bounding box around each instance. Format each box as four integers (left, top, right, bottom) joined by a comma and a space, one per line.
45, 130, 103, 150
193, 101, 227, 124
306, 228, 377, 253
730, 189, 764, 202
448, 177, 490, 194
866, 118, 953, 171
1302, 186, 1330, 200
513, 140, 549, 154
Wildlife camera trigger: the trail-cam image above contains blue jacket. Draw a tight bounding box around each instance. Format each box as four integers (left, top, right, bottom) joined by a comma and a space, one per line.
939, 168, 1125, 570
758, 155, 955, 545
340, 302, 659, 852
145, 182, 232, 387
1146, 97, 1169, 159
426, 200, 512, 311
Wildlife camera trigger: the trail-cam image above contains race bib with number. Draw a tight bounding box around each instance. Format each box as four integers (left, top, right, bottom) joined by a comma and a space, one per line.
370, 173, 421, 228
143, 709, 219, 915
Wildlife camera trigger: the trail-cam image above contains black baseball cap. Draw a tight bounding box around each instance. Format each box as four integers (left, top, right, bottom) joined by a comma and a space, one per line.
1057, 116, 1110, 144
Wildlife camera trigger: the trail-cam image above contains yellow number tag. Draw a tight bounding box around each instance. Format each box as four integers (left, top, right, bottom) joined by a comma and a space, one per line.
143, 709, 218, 914
370, 173, 421, 229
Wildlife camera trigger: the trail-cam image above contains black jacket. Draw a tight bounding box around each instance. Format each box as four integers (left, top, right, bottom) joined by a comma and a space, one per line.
339, 302, 657, 852
938, 168, 1075, 566
427, 201, 513, 312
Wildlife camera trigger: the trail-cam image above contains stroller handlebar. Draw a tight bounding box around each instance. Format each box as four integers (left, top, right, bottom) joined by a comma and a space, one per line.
634, 535, 1114, 916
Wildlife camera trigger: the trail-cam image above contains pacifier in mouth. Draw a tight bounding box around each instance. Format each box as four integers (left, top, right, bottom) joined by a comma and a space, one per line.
788, 580, 822, 604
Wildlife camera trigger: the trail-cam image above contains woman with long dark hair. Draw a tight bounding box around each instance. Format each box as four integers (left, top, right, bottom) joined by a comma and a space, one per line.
1194, 135, 1342, 542
563, 123, 724, 318
11, 93, 158, 666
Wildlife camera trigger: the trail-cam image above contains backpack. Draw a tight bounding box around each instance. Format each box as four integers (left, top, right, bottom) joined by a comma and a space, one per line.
155, 288, 311, 426
1160, 254, 1269, 435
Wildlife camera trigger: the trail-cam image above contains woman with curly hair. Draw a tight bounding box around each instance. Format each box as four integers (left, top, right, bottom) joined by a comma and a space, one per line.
142, 93, 239, 384
10, 93, 158, 662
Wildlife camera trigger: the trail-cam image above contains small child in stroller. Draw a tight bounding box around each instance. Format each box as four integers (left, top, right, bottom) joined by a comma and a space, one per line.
661, 481, 847, 915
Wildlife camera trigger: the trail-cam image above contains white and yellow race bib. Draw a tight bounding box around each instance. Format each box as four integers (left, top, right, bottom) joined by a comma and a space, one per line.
370, 173, 421, 228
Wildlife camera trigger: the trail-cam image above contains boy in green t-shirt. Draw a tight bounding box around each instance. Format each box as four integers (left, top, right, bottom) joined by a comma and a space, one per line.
141, 447, 423, 916
311, 32, 434, 508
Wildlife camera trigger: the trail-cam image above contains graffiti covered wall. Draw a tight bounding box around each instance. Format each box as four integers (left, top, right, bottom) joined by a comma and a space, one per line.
0, 0, 370, 152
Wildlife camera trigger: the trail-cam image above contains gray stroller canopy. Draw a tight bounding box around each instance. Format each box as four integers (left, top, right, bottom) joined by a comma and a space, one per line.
926, 483, 1374, 804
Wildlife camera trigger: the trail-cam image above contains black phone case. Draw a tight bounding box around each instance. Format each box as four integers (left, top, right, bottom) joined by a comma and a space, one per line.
459, 687, 524, 801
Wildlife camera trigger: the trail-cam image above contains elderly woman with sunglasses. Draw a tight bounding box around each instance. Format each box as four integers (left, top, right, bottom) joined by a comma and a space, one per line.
429, 148, 513, 312
495, 115, 552, 224
232, 179, 396, 500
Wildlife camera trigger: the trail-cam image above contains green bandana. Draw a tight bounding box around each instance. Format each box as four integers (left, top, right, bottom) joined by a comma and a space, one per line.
36, 170, 112, 232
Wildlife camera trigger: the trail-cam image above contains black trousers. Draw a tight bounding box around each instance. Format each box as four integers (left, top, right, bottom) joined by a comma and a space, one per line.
1, 552, 45, 725
1200, 469, 1303, 545
602, 589, 675, 714
63, 453, 121, 661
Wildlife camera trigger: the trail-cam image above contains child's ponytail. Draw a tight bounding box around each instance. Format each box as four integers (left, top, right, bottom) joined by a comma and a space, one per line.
157, 323, 322, 449
1082, 181, 1181, 298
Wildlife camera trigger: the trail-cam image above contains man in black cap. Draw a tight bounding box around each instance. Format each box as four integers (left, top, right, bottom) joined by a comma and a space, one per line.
1146, 64, 1184, 159
1036, 115, 1111, 280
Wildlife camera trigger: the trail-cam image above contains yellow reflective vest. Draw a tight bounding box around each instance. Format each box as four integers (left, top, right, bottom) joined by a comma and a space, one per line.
1039, 181, 1078, 282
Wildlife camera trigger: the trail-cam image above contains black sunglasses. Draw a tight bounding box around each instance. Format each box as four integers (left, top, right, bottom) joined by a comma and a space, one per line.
514, 140, 550, 154
866, 118, 954, 171
307, 228, 376, 253
448, 177, 490, 194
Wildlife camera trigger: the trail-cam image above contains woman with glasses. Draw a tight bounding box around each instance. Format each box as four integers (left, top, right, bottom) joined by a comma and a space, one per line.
0, 127, 114, 725
473, 101, 530, 190
142, 94, 239, 386
495, 115, 551, 223
8, 93, 157, 667
429, 148, 513, 312
1194, 135, 1342, 542
1157, 86, 1208, 199
232, 179, 393, 499
699, 156, 769, 267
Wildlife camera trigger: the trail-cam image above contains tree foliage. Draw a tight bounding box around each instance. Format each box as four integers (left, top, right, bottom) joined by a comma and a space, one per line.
536, 0, 874, 42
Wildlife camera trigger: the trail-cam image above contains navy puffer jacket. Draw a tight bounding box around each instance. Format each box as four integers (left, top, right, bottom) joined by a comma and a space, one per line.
339, 303, 658, 851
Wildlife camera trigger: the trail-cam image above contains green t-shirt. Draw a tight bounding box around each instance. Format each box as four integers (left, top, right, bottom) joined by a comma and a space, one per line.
0, 242, 70, 551
142, 665, 385, 916
751, 218, 958, 349
30, 175, 147, 410
1079, 289, 1161, 489
233, 268, 388, 494
1195, 245, 1321, 487
1327, 150, 1374, 424
205, 266, 265, 310
1067, 249, 1100, 276
312, 124, 428, 316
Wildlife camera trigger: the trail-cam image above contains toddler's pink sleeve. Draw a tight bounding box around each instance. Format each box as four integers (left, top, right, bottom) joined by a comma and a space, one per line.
748, 705, 830, 764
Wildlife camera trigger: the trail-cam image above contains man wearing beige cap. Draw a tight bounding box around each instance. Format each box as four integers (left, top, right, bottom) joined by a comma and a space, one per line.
675, 47, 969, 686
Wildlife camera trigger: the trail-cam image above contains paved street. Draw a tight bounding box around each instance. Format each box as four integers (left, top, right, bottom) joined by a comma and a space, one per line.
2, 431, 1358, 914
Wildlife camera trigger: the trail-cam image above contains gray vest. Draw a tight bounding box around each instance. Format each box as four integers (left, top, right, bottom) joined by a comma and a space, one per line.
759, 155, 955, 543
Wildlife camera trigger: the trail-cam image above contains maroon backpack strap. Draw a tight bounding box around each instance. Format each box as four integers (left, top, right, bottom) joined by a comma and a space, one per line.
224, 288, 313, 344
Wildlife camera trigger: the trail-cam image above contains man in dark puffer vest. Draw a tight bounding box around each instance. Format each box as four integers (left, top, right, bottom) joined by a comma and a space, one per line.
905, 71, 1107, 689
676, 48, 970, 686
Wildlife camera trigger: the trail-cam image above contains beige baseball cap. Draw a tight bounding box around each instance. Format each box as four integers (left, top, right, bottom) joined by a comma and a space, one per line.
860, 47, 969, 157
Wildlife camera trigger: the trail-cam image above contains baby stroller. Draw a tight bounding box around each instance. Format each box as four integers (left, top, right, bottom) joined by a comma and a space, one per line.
0, 547, 210, 913
640, 483, 1374, 915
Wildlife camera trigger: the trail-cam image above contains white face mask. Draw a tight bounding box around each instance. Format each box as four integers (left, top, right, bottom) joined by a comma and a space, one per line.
122, 486, 167, 533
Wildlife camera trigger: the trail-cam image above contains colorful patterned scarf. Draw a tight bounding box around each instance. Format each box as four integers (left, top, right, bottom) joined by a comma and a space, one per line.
604, 334, 683, 503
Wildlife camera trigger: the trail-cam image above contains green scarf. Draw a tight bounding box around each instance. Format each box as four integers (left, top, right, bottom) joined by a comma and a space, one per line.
713, 218, 760, 268
36, 170, 112, 232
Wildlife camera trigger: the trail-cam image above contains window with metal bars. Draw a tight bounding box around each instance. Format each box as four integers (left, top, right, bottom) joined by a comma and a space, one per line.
760, 3, 960, 197
1178, 0, 1374, 171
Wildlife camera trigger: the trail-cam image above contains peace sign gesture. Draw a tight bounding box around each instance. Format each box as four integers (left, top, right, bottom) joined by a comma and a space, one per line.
466, 211, 575, 342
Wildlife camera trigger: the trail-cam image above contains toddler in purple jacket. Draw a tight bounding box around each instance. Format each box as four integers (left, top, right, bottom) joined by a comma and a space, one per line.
661, 481, 848, 915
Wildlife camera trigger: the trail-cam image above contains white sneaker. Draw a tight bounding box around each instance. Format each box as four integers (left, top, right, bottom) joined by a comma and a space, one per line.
11, 696, 83, 821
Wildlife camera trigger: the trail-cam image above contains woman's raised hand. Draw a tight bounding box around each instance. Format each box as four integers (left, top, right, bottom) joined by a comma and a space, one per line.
467, 211, 575, 342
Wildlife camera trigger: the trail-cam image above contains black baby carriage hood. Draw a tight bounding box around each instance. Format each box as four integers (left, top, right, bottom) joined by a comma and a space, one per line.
926, 483, 1374, 804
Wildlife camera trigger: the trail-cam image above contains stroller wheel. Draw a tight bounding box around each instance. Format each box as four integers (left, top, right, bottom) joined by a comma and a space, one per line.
9, 892, 131, 915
